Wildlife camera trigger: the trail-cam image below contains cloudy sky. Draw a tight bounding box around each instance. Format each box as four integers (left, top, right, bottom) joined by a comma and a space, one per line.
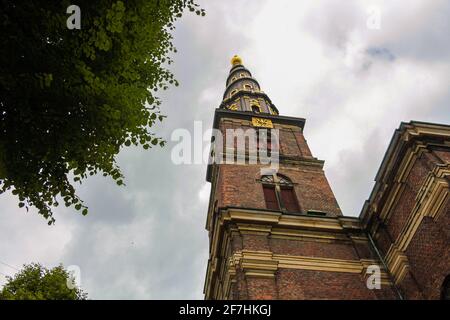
1, 0, 449, 299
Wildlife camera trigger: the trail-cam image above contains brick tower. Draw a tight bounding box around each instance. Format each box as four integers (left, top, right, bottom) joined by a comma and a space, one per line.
203, 56, 399, 299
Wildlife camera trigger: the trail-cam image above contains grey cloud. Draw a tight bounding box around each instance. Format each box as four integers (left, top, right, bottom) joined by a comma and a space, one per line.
381, 1, 450, 62
300, 1, 364, 50
327, 129, 389, 216
366, 47, 396, 61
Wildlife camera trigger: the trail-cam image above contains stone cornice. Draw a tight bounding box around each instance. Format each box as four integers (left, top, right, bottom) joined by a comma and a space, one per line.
360, 121, 450, 227
220, 208, 359, 232
211, 150, 324, 168
231, 250, 388, 275
212, 108, 306, 131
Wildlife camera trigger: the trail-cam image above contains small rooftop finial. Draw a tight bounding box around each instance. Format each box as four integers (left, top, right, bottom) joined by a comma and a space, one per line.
231, 54, 243, 66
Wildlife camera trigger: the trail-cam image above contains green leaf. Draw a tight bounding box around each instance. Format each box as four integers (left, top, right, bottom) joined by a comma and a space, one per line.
0, 0, 205, 224
0, 263, 88, 300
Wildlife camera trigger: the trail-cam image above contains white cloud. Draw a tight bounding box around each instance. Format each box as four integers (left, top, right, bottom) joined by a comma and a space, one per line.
198, 183, 211, 203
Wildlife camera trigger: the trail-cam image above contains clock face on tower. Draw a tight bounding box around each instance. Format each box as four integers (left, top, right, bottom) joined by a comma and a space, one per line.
252, 117, 273, 128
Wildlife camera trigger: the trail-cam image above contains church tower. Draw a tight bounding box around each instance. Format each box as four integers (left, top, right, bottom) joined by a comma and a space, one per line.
203, 56, 399, 299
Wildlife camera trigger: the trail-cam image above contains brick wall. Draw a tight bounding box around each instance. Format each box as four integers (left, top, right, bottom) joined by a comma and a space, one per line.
225, 227, 398, 300
219, 118, 312, 159
215, 163, 341, 216
370, 146, 450, 300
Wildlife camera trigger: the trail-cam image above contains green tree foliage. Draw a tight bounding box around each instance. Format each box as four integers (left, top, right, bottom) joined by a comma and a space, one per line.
0, 1, 205, 224
0, 263, 87, 300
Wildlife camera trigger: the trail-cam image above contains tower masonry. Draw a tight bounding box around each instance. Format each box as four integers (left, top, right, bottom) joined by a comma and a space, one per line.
203, 56, 450, 300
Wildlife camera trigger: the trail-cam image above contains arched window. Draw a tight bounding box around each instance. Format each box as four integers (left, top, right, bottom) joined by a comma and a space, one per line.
230, 89, 238, 97
278, 175, 291, 185
240, 73, 245, 78
261, 174, 274, 184
251, 105, 261, 113
231, 77, 237, 82
262, 184, 279, 210
227, 103, 238, 111
244, 84, 253, 91
280, 185, 300, 213
260, 174, 300, 213
442, 275, 450, 300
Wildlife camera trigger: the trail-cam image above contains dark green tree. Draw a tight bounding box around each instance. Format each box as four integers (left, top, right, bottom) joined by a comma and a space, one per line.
0, 1, 204, 224
0, 263, 87, 300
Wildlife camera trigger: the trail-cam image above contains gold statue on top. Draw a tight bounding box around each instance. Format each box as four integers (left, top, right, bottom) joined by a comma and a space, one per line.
231, 55, 243, 66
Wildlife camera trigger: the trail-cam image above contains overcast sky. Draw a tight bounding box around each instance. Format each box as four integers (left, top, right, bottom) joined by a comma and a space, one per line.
1, 0, 449, 299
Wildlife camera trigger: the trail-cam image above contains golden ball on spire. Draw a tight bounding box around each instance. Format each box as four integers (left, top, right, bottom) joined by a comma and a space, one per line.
231, 54, 243, 66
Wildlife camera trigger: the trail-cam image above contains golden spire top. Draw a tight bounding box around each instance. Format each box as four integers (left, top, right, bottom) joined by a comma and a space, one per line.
231, 54, 243, 66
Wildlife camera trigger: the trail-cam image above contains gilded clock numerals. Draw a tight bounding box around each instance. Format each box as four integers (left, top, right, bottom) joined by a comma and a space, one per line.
252, 117, 273, 128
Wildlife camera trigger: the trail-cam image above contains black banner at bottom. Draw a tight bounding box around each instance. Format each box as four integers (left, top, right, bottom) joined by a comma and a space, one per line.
0, 300, 446, 318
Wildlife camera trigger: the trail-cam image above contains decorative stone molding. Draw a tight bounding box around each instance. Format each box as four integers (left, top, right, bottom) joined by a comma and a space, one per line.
385, 245, 410, 285
228, 250, 391, 279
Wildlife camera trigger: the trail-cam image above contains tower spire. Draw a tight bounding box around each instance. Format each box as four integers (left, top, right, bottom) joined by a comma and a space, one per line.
220, 55, 279, 115
204, 56, 354, 300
